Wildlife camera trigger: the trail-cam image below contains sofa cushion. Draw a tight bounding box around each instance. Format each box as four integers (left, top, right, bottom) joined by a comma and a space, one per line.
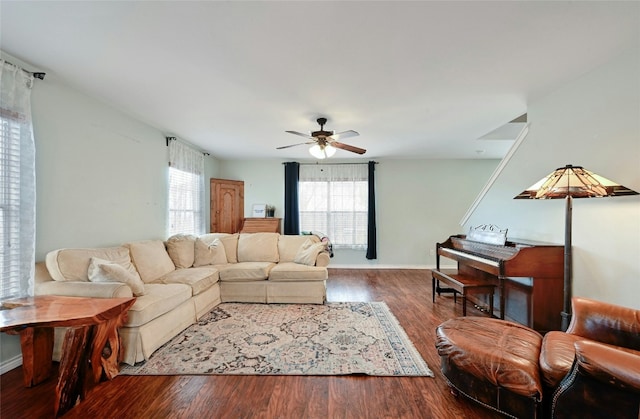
157, 266, 219, 296
238, 233, 279, 263
193, 237, 228, 267
87, 257, 146, 296
294, 239, 327, 266
269, 262, 328, 281
124, 283, 192, 328
278, 235, 320, 262
46, 246, 137, 282
199, 233, 238, 263
165, 234, 196, 269
126, 240, 176, 283
218, 262, 275, 282
436, 317, 543, 399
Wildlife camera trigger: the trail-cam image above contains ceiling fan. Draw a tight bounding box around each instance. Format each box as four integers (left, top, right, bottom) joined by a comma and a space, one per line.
278, 117, 366, 158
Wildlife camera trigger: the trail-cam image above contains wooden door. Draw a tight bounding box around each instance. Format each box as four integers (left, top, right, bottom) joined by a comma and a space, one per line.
210, 178, 244, 233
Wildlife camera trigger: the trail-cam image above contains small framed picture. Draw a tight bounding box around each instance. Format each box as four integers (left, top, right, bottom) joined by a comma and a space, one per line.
252, 204, 267, 218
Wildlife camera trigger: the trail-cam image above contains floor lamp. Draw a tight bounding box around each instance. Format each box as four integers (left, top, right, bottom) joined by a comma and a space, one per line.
514, 164, 638, 331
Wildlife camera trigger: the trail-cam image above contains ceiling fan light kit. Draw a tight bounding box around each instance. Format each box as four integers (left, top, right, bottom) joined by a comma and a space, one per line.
279, 117, 366, 159
309, 143, 336, 159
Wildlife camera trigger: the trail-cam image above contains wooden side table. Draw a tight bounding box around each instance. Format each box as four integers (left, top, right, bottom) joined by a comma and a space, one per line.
0, 295, 135, 417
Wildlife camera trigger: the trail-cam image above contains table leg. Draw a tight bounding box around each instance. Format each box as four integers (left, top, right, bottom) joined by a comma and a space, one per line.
91, 316, 125, 381
55, 325, 91, 417
54, 310, 129, 416
432, 276, 436, 303
17, 327, 54, 387
489, 292, 494, 317
499, 277, 506, 320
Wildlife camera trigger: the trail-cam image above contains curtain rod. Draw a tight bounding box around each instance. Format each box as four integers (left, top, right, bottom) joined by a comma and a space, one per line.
165, 136, 210, 156
2, 59, 46, 80
283, 161, 378, 166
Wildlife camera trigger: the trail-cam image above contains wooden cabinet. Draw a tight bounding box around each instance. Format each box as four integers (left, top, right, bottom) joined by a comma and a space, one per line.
210, 178, 244, 233
240, 218, 281, 233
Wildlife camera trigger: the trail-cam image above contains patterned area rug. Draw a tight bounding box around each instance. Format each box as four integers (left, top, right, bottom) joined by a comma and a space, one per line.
120, 302, 433, 377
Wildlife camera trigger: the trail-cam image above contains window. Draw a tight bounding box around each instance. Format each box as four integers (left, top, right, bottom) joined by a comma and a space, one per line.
0, 61, 36, 300
167, 140, 205, 236
1, 115, 23, 299
299, 164, 368, 249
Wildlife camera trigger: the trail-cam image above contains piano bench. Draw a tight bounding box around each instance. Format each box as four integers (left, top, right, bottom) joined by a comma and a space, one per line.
435, 317, 543, 419
431, 269, 496, 316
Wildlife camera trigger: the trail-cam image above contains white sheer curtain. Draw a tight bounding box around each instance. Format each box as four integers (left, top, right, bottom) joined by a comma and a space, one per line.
168, 139, 205, 236
0, 60, 36, 299
299, 164, 368, 249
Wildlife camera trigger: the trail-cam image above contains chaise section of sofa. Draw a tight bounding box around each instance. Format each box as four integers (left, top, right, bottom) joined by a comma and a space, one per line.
35, 232, 330, 365
38, 242, 221, 365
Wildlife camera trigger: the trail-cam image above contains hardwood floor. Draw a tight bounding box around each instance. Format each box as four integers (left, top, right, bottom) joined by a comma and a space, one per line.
1, 269, 502, 418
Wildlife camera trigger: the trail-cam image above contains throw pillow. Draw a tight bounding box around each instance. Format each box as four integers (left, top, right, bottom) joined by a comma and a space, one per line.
194, 238, 228, 267
165, 234, 196, 269
293, 239, 327, 266
88, 257, 146, 296
199, 233, 239, 263
125, 240, 176, 283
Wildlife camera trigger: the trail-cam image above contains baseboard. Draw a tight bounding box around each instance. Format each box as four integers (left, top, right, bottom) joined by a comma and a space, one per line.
328, 264, 458, 270
0, 354, 22, 375
328, 264, 432, 270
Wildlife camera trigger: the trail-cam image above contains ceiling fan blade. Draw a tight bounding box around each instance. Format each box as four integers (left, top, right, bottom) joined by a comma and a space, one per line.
332, 141, 366, 155
276, 141, 315, 150
285, 130, 314, 140
329, 130, 359, 141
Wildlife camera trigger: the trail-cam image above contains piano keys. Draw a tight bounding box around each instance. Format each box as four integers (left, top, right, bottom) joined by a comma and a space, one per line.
434, 234, 564, 333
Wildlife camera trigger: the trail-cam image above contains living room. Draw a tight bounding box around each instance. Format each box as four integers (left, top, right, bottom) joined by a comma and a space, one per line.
1, 1, 639, 418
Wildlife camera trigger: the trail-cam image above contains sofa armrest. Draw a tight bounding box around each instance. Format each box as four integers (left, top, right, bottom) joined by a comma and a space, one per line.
35, 280, 134, 299
35, 261, 54, 283
574, 340, 640, 392
565, 297, 640, 350
316, 251, 330, 267
551, 340, 640, 419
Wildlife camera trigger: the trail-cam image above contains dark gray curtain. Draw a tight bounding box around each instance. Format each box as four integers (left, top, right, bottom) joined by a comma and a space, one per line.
366, 161, 377, 259
283, 162, 300, 235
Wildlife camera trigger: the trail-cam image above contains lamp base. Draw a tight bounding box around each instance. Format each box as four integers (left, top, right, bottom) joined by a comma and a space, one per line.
560, 311, 572, 331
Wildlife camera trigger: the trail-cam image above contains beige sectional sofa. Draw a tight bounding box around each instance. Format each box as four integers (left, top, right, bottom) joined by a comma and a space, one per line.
35, 232, 329, 365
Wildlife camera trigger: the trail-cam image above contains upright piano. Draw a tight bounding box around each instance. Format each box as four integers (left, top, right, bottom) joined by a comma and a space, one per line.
434, 234, 564, 332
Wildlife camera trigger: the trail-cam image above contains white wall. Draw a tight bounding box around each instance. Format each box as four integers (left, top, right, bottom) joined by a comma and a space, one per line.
219, 158, 499, 267
32, 77, 221, 261
33, 80, 167, 259
466, 47, 640, 309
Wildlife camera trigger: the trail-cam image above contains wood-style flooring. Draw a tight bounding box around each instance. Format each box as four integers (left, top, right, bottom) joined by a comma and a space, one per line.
1, 269, 502, 418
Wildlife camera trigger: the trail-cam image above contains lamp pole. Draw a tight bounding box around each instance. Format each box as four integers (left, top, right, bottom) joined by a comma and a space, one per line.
561, 195, 572, 331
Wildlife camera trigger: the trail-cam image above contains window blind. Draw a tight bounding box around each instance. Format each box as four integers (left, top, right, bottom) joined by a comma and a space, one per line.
167, 139, 205, 236
299, 164, 368, 249
168, 167, 203, 235
1, 117, 23, 298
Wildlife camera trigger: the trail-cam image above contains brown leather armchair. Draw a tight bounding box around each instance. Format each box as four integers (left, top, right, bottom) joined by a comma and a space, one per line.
539, 297, 640, 419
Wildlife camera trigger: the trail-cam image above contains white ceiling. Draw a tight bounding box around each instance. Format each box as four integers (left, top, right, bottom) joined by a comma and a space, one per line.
1, 1, 638, 160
